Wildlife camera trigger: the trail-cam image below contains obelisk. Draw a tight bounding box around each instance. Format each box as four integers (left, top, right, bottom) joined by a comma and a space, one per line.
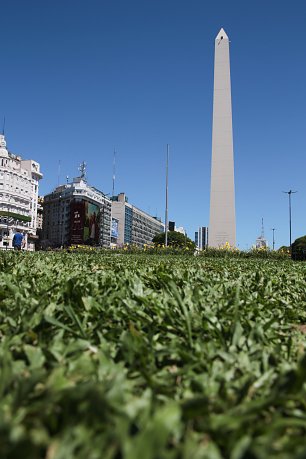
209, 28, 236, 247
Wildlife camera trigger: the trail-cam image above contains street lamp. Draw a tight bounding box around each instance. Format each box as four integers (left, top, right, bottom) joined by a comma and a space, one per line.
271, 228, 276, 251
282, 190, 297, 251
165, 144, 169, 247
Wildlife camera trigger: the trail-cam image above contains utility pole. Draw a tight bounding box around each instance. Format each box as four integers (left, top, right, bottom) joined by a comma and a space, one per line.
283, 190, 297, 250
165, 144, 169, 247
271, 228, 276, 251
112, 149, 116, 198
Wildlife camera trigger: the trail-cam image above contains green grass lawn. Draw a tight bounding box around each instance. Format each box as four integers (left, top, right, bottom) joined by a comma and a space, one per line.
1, 252, 306, 459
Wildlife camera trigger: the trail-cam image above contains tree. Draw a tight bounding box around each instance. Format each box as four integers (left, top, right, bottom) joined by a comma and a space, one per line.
291, 236, 306, 260
278, 245, 290, 253
153, 231, 195, 250
292, 236, 306, 250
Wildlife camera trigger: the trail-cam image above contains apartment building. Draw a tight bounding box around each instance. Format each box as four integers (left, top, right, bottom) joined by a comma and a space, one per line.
0, 135, 43, 250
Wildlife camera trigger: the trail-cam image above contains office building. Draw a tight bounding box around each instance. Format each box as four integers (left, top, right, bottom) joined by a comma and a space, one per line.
0, 134, 43, 250
195, 226, 208, 250
111, 193, 164, 247
209, 28, 236, 247
43, 174, 111, 247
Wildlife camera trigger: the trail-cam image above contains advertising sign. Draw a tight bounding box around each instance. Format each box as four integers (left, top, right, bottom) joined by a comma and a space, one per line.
84, 201, 100, 244
111, 218, 119, 239
70, 201, 85, 245
70, 200, 101, 245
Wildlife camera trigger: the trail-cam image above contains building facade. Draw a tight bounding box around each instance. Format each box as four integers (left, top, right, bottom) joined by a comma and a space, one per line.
195, 226, 208, 250
43, 176, 111, 247
0, 135, 43, 250
111, 193, 164, 247
37, 196, 44, 231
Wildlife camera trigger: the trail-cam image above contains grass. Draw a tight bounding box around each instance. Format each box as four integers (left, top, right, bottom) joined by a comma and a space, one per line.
0, 251, 306, 458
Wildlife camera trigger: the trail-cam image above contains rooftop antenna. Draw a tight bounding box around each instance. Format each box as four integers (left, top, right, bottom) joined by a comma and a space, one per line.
112, 148, 116, 197
261, 217, 265, 239
57, 160, 61, 186
79, 161, 86, 180
2, 116, 5, 136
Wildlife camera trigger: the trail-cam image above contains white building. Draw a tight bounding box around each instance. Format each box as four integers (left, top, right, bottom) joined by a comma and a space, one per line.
175, 226, 187, 236
43, 176, 111, 247
0, 135, 43, 250
111, 193, 164, 247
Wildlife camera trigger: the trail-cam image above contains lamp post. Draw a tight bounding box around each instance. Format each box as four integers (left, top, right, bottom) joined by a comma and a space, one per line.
283, 190, 297, 251
165, 144, 169, 247
271, 228, 276, 251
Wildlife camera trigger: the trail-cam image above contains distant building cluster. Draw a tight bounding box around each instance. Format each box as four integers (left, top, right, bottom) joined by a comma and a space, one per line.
0, 134, 169, 250
41, 178, 166, 249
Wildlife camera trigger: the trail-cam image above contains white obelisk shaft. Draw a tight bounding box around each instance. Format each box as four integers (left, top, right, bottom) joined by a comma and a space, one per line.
209, 28, 236, 247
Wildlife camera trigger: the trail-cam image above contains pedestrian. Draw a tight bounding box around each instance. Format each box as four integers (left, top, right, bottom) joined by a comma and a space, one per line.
12, 231, 24, 250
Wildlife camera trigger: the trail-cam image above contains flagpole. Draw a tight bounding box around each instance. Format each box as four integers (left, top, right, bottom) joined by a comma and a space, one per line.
165, 144, 169, 247
112, 148, 116, 197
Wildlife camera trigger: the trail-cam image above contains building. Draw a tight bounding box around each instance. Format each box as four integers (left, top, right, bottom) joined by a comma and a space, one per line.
0, 134, 43, 250
168, 221, 175, 231
209, 28, 236, 247
111, 193, 164, 247
167, 221, 187, 236
43, 174, 111, 247
195, 226, 208, 249
175, 226, 187, 236
37, 196, 44, 229
36, 196, 44, 242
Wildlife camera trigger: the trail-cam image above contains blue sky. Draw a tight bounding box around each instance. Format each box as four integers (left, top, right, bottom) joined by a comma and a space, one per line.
1, 0, 306, 249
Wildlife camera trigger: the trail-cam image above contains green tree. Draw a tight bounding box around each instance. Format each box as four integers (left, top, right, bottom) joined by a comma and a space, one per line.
290, 236, 306, 260
153, 231, 195, 250
292, 236, 306, 251
278, 245, 290, 253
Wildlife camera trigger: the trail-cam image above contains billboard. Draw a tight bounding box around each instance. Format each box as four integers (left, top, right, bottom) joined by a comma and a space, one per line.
111, 218, 119, 239
70, 200, 100, 245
